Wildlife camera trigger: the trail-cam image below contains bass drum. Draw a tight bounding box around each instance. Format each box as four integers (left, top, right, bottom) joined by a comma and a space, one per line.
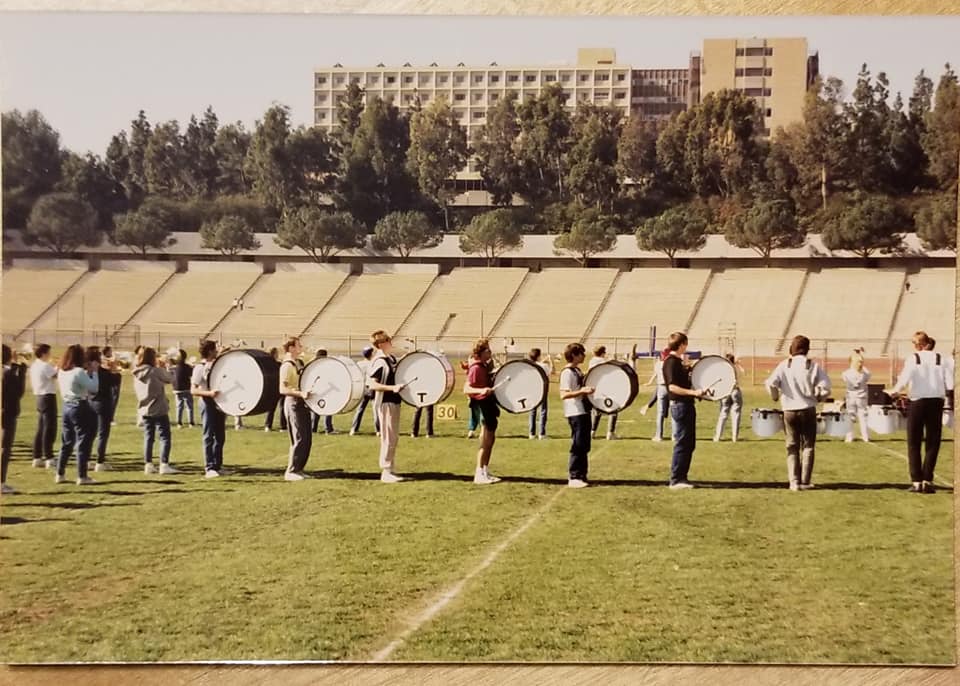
395, 350, 455, 408
584, 360, 639, 414
493, 359, 549, 414
690, 355, 737, 401
207, 349, 280, 416
299, 356, 366, 416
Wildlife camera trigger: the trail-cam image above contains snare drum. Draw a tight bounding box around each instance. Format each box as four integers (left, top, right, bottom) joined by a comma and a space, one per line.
207, 349, 280, 416
583, 361, 638, 414
942, 409, 953, 430
867, 405, 902, 435
395, 350, 455, 408
751, 408, 784, 437
299, 356, 365, 416
492, 359, 549, 414
818, 411, 851, 438
691, 355, 737, 401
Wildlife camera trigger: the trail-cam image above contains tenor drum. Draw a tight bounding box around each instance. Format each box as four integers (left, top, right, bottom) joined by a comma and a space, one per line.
207, 349, 280, 417
690, 355, 737, 401
395, 350, 455, 408
943, 410, 954, 430
818, 411, 851, 438
300, 356, 365, 416
867, 405, 901, 435
751, 408, 784, 437
584, 360, 639, 414
492, 359, 549, 414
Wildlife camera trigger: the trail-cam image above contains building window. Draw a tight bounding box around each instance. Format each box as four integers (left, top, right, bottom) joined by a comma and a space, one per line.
765, 108, 772, 117
404, 76, 413, 84
765, 47, 774, 56
491, 75, 500, 83
317, 112, 326, 120
474, 75, 483, 83
491, 93, 500, 101
735, 68, 744, 77
369, 76, 379, 85
472, 111, 484, 119
580, 74, 589, 82
735, 48, 745, 56
455, 76, 465, 84
598, 74, 609, 81
764, 88, 772, 96
509, 74, 519, 82
744, 88, 763, 96
744, 47, 767, 57
545, 74, 556, 82
387, 76, 395, 84
615, 92, 626, 99
525, 75, 536, 82
317, 76, 327, 85
334, 76, 344, 85
317, 94, 327, 103
745, 67, 769, 77
455, 93, 466, 101
617, 74, 626, 81
561, 74, 571, 82
351, 77, 360, 84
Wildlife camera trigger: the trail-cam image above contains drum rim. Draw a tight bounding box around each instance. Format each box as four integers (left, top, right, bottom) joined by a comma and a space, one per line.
493, 358, 549, 413
691, 354, 737, 401
583, 360, 638, 415
208, 348, 278, 417
299, 355, 364, 415
396, 350, 455, 408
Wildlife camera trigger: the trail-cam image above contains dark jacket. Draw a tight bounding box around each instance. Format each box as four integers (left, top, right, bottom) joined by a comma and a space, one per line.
172, 362, 193, 392
3, 363, 27, 417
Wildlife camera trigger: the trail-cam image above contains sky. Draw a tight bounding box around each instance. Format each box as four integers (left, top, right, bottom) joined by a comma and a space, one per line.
1, 13, 958, 156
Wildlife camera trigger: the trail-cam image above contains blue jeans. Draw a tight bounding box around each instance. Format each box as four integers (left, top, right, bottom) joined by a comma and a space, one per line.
142, 415, 172, 464
200, 401, 226, 472
528, 400, 548, 437
90, 399, 113, 463
467, 404, 483, 432
567, 413, 591, 481
57, 401, 96, 478
669, 401, 696, 484
351, 393, 380, 434
175, 391, 195, 426
655, 385, 670, 439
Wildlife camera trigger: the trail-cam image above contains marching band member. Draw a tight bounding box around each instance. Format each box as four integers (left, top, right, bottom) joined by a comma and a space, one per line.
663, 333, 706, 489
765, 335, 830, 491
172, 349, 196, 429
527, 348, 552, 440
191, 340, 227, 478
54, 344, 100, 485
133, 347, 180, 475
2, 344, 27, 494
889, 331, 954, 494
640, 348, 671, 442
29, 343, 58, 469
279, 337, 312, 481
87, 346, 115, 471
464, 338, 501, 485
350, 346, 379, 436
368, 331, 407, 483
841, 352, 871, 443
589, 345, 618, 440
713, 354, 745, 443
559, 343, 594, 488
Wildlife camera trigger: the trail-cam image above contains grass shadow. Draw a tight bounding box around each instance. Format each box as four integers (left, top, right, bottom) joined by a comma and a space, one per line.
3, 501, 140, 510
1, 515, 72, 525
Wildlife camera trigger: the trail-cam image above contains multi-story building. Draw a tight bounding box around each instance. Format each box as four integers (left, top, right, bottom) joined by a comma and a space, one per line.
696, 37, 819, 135
312, 48, 633, 143
629, 67, 691, 122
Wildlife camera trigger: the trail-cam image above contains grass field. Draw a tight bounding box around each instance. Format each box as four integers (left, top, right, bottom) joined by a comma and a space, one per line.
0, 372, 955, 664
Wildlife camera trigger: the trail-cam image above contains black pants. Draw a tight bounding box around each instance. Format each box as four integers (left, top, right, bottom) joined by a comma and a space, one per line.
567, 414, 591, 481
33, 393, 57, 461
284, 399, 312, 473
412, 405, 434, 437
2, 411, 17, 483
265, 397, 286, 431
906, 397, 945, 483
90, 399, 113, 464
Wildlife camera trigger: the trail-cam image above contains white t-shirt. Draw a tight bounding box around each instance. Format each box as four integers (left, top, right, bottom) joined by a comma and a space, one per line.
654, 358, 665, 385
841, 368, 871, 399
764, 355, 831, 411
559, 366, 588, 418
29, 359, 58, 396
191, 361, 211, 392
588, 356, 606, 370
890, 350, 954, 400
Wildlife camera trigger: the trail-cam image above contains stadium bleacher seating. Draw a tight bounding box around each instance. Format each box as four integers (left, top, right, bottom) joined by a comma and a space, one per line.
2, 260, 88, 336
889, 268, 956, 352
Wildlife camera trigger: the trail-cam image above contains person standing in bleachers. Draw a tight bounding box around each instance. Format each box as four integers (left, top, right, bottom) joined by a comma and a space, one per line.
172, 349, 195, 429
527, 348, 553, 440
191, 340, 227, 479
368, 330, 407, 483
841, 352, 871, 443
713, 354, 745, 443
589, 345, 619, 440
889, 331, 954, 494
310, 348, 339, 435
2, 344, 27, 495
133, 347, 180, 475
279, 337, 312, 481
765, 335, 830, 492
350, 346, 380, 436
54, 344, 99, 485
29, 343, 58, 469
86, 347, 115, 472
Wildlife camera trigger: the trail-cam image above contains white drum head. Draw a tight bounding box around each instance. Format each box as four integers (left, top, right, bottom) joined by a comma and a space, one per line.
208, 351, 265, 417
691, 355, 737, 401
493, 359, 548, 414
300, 356, 363, 416
584, 361, 638, 414
396, 351, 454, 407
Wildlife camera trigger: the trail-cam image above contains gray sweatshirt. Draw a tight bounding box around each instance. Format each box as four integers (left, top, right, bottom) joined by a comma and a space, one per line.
133, 364, 173, 417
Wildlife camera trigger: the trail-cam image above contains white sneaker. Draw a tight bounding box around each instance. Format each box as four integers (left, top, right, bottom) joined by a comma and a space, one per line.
484, 469, 501, 484
32, 458, 44, 468
789, 482, 801, 491
380, 471, 405, 483
669, 482, 694, 490
474, 471, 496, 485
467, 430, 475, 439
538, 435, 548, 440
567, 478, 589, 489
844, 435, 854, 443
76, 477, 96, 486
1, 483, 16, 495
263, 427, 271, 432
606, 432, 617, 441
284, 471, 305, 481
94, 462, 110, 472
54, 473, 68, 484
713, 436, 721, 442
144, 463, 158, 475
349, 430, 357, 436
45, 459, 55, 469
639, 406, 648, 416
159, 464, 180, 475
204, 469, 221, 479
799, 483, 816, 491
528, 434, 536, 440
652, 436, 663, 442
295, 471, 313, 479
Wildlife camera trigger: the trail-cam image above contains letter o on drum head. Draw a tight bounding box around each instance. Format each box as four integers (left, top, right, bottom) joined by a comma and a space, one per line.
584, 361, 638, 414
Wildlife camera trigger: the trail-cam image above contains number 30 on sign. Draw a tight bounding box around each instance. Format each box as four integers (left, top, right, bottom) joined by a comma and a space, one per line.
436, 404, 459, 420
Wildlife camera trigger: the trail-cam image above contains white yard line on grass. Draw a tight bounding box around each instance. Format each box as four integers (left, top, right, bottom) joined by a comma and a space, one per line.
868, 442, 955, 488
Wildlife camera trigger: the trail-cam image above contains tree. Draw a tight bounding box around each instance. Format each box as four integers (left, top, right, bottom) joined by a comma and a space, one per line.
335, 82, 366, 147
724, 195, 806, 262
883, 93, 928, 194
214, 122, 252, 195
181, 107, 220, 198
286, 124, 337, 205
617, 117, 660, 194
372, 211, 442, 258
126, 110, 152, 203
552, 204, 618, 266
472, 93, 522, 206
820, 192, 905, 258
24, 193, 101, 256
459, 208, 524, 266
112, 198, 178, 255
636, 203, 709, 267
105, 131, 133, 206
57, 152, 128, 231
2, 109, 64, 228
565, 104, 622, 211
274, 208, 366, 262
244, 105, 297, 213
516, 83, 572, 206
844, 65, 894, 193
200, 214, 261, 256
915, 192, 957, 252
923, 64, 960, 191
144, 120, 184, 197
407, 97, 468, 230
